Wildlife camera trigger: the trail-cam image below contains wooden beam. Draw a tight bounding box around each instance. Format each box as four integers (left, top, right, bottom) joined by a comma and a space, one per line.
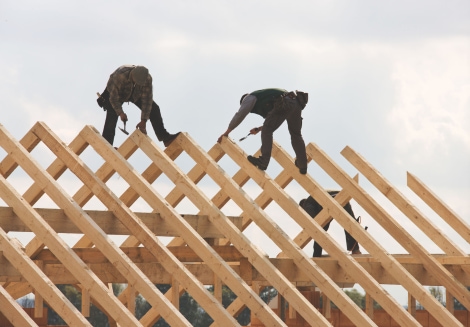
0, 207, 241, 238
33, 260, 44, 318
341, 146, 470, 310
407, 172, 470, 244
272, 143, 428, 327
408, 293, 416, 317
2, 122, 189, 327
308, 142, 464, 326
0, 284, 39, 327
0, 227, 92, 326
219, 137, 391, 327
343, 150, 464, 255
177, 134, 341, 326
365, 293, 374, 319
80, 126, 282, 327
40, 124, 241, 327
446, 289, 454, 314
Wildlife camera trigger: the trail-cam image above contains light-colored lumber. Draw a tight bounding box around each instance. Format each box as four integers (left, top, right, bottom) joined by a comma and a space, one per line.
307, 142, 464, 327
365, 293, 374, 318
82, 282, 90, 317
0, 206, 241, 238
408, 293, 416, 316
32, 122, 235, 327
0, 284, 39, 327
407, 172, 470, 244
446, 289, 454, 314
343, 148, 465, 255
33, 260, 44, 318
0, 166, 143, 326
222, 137, 412, 327
341, 146, 470, 310
273, 142, 442, 326
80, 126, 285, 327
1, 123, 190, 327
0, 227, 92, 326
178, 133, 358, 327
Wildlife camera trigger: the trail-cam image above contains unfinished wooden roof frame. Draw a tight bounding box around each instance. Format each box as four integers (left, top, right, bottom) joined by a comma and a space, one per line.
0, 122, 467, 327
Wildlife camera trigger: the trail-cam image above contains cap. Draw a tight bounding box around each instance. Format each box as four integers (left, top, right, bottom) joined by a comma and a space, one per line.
131, 66, 149, 85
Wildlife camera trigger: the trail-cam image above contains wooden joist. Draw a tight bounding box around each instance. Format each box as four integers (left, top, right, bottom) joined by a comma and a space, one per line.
0, 121, 467, 327
0, 207, 241, 237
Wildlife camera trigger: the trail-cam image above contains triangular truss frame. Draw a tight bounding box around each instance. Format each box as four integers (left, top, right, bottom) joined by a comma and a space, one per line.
0, 122, 468, 326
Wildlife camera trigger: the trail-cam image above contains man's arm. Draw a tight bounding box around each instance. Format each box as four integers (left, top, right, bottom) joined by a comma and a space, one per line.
217, 95, 257, 143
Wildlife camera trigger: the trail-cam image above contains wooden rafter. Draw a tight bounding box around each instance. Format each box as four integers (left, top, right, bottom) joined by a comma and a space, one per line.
0, 121, 468, 327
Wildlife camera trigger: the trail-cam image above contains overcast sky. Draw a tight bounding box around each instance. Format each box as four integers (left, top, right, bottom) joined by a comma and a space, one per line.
1, 1, 469, 305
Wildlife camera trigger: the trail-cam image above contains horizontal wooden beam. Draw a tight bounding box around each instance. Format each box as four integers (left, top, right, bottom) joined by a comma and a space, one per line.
0, 207, 241, 238
1, 250, 468, 286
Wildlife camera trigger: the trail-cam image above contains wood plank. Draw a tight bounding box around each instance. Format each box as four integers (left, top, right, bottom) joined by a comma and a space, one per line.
33, 260, 44, 318
3, 122, 189, 327
1, 254, 468, 285
407, 172, 470, 244
226, 140, 416, 327
341, 146, 470, 310
178, 133, 341, 327
0, 284, 39, 327
0, 206, 241, 238
0, 227, 92, 326
49, 124, 241, 327
80, 126, 283, 327
0, 165, 143, 326
307, 142, 464, 327
343, 147, 468, 258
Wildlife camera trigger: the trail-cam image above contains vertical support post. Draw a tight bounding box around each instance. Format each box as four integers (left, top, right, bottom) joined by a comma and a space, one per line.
33, 260, 43, 318
214, 276, 222, 303
171, 277, 180, 311
82, 283, 91, 317
365, 293, 374, 319
408, 293, 416, 317
127, 284, 136, 315
446, 289, 454, 315
322, 293, 331, 319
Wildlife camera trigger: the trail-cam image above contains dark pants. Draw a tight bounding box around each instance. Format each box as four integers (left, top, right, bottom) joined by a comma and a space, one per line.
300, 191, 361, 257
259, 97, 307, 169
313, 217, 360, 257
100, 90, 170, 145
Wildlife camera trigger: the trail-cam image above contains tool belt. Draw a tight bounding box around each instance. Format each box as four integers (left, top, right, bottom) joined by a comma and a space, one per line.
97, 89, 113, 111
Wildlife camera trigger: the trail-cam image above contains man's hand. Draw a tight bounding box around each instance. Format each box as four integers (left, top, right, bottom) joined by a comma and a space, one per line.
119, 113, 128, 122
136, 120, 147, 134
217, 128, 232, 143
250, 126, 262, 134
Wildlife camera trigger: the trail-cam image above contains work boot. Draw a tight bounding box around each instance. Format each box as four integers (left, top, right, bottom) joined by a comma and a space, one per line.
163, 132, 181, 147
247, 155, 268, 171
295, 160, 307, 175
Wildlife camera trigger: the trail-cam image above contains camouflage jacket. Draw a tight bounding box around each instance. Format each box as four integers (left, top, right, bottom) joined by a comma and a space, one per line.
106, 65, 153, 120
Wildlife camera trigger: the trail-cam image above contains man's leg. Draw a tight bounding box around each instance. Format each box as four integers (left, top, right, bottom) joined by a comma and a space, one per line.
313, 221, 331, 257
285, 103, 307, 172
135, 100, 179, 146
258, 102, 288, 167
102, 107, 119, 145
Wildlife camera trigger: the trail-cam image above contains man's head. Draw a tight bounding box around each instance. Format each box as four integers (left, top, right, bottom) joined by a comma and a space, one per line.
131, 66, 149, 85
296, 90, 308, 109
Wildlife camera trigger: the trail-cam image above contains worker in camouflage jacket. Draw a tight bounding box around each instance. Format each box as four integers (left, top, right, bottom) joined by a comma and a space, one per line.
97, 65, 179, 146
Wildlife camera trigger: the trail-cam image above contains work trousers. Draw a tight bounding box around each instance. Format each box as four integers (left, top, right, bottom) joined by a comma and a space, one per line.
259, 97, 307, 169
101, 90, 170, 145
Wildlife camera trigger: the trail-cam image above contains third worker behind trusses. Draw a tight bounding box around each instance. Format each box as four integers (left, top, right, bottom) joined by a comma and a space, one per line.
218, 88, 309, 174
299, 190, 362, 257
